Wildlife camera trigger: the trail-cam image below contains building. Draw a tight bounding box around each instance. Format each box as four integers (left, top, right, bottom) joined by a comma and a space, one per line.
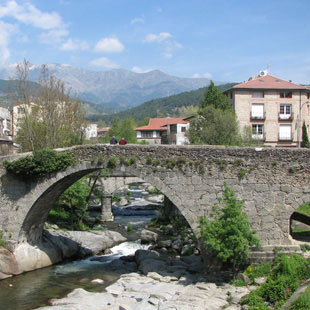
224, 71, 310, 147
12, 102, 38, 139
97, 127, 111, 138
135, 117, 190, 145
0, 107, 12, 140
84, 123, 98, 140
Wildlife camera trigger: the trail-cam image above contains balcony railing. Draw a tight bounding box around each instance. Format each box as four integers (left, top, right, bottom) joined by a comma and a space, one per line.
278, 112, 294, 121
250, 112, 266, 121
278, 134, 293, 141
251, 133, 265, 141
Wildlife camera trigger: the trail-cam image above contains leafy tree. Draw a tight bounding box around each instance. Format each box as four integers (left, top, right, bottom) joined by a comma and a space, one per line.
301, 121, 310, 148
200, 81, 231, 110
102, 117, 137, 143
50, 178, 91, 230
12, 60, 85, 152
188, 105, 241, 145
200, 184, 260, 271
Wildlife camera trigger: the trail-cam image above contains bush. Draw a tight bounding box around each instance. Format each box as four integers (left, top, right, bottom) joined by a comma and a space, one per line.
3, 149, 76, 178
200, 183, 260, 271
244, 262, 272, 281
48, 178, 90, 230
242, 254, 310, 309
107, 156, 117, 169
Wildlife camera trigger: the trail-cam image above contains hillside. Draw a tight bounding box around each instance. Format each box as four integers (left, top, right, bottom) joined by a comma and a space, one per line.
90, 83, 236, 124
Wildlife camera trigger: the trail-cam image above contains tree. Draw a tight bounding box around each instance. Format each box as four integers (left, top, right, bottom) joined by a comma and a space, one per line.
200, 81, 231, 110
301, 121, 310, 148
200, 184, 260, 271
102, 117, 137, 143
49, 178, 91, 230
12, 60, 85, 152
188, 105, 241, 145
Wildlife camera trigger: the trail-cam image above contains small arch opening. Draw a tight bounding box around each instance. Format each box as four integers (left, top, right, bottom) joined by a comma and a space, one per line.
290, 202, 310, 242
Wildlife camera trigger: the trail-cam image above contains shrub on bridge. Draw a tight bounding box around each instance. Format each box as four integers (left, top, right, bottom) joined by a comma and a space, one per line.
3, 149, 76, 178
200, 183, 260, 272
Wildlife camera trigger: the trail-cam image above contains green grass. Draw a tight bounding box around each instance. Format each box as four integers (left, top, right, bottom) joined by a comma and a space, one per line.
295, 203, 310, 217
241, 254, 310, 310
290, 285, 310, 310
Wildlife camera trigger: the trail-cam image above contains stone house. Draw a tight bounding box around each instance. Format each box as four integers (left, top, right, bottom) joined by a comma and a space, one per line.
224, 71, 310, 147
135, 117, 190, 145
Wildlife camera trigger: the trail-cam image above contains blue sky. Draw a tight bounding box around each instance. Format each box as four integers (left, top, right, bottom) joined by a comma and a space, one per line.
0, 0, 309, 83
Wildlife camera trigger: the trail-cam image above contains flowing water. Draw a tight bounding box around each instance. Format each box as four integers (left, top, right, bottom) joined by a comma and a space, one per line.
0, 184, 160, 310
0, 240, 149, 310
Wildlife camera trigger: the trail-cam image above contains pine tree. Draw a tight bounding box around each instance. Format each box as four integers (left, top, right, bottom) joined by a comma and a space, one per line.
301, 122, 310, 148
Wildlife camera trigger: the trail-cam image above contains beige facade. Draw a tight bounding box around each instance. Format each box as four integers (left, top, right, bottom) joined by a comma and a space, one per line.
225, 75, 310, 147
12, 102, 39, 139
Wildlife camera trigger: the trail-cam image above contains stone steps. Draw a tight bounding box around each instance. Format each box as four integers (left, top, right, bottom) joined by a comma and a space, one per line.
249, 245, 302, 263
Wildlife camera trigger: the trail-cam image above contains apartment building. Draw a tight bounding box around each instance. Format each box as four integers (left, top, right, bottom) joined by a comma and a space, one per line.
224, 71, 310, 147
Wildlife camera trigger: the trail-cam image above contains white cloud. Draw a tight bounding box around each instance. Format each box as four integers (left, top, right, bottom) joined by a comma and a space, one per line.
131, 17, 144, 24
0, 21, 16, 65
60, 38, 89, 51
39, 29, 69, 45
164, 41, 182, 58
90, 57, 120, 69
132, 66, 152, 73
144, 32, 172, 43
192, 72, 213, 79
0, 1, 64, 30
94, 37, 124, 53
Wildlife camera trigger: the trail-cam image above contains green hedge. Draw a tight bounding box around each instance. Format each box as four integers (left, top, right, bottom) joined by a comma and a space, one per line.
3, 149, 76, 178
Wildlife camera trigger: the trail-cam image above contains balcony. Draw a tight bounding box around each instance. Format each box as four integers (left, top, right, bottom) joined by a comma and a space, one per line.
250, 112, 266, 121
251, 133, 265, 141
278, 112, 294, 121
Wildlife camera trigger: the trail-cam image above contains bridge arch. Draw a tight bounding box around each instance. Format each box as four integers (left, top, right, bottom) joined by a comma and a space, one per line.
1, 144, 310, 251
2, 162, 195, 246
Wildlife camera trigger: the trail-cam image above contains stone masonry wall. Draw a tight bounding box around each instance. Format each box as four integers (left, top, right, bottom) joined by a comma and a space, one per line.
0, 144, 310, 250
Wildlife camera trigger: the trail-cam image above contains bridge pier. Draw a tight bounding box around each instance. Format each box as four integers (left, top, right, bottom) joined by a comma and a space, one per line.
101, 195, 114, 222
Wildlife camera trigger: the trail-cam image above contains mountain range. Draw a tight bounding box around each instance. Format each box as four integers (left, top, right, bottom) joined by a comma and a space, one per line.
0, 64, 215, 112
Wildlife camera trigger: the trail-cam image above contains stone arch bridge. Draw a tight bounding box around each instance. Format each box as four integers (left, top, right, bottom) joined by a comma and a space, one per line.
1, 144, 310, 252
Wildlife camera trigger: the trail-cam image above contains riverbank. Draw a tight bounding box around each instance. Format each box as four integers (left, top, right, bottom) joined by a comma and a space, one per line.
34, 249, 251, 310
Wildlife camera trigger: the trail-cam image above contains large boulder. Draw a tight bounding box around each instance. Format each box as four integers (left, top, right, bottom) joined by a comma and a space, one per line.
0, 247, 20, 279
140, 229, 158, 244
135, 249, 160, 265
48, 229, 127, 256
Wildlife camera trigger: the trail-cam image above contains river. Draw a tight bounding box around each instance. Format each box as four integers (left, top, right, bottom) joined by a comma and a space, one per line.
0, 184, 158, 310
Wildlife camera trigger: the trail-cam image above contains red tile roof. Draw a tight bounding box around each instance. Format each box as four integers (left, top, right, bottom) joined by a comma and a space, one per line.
231, 75, 309, 90
135, 118, 189, 131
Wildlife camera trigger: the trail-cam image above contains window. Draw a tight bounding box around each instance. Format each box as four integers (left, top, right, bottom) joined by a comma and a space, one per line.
252, 92, 264, 98
251, 104, 264, 119
17, 107, 25, 114
279, 125, 292, 140
181, 126, 186, 132
230, 92, 233, 99
279, 104, 292, 119
307, 93, 310, 100
280, 92, 292, 98
252, 124, 264, 140
142, 131, 153, 138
